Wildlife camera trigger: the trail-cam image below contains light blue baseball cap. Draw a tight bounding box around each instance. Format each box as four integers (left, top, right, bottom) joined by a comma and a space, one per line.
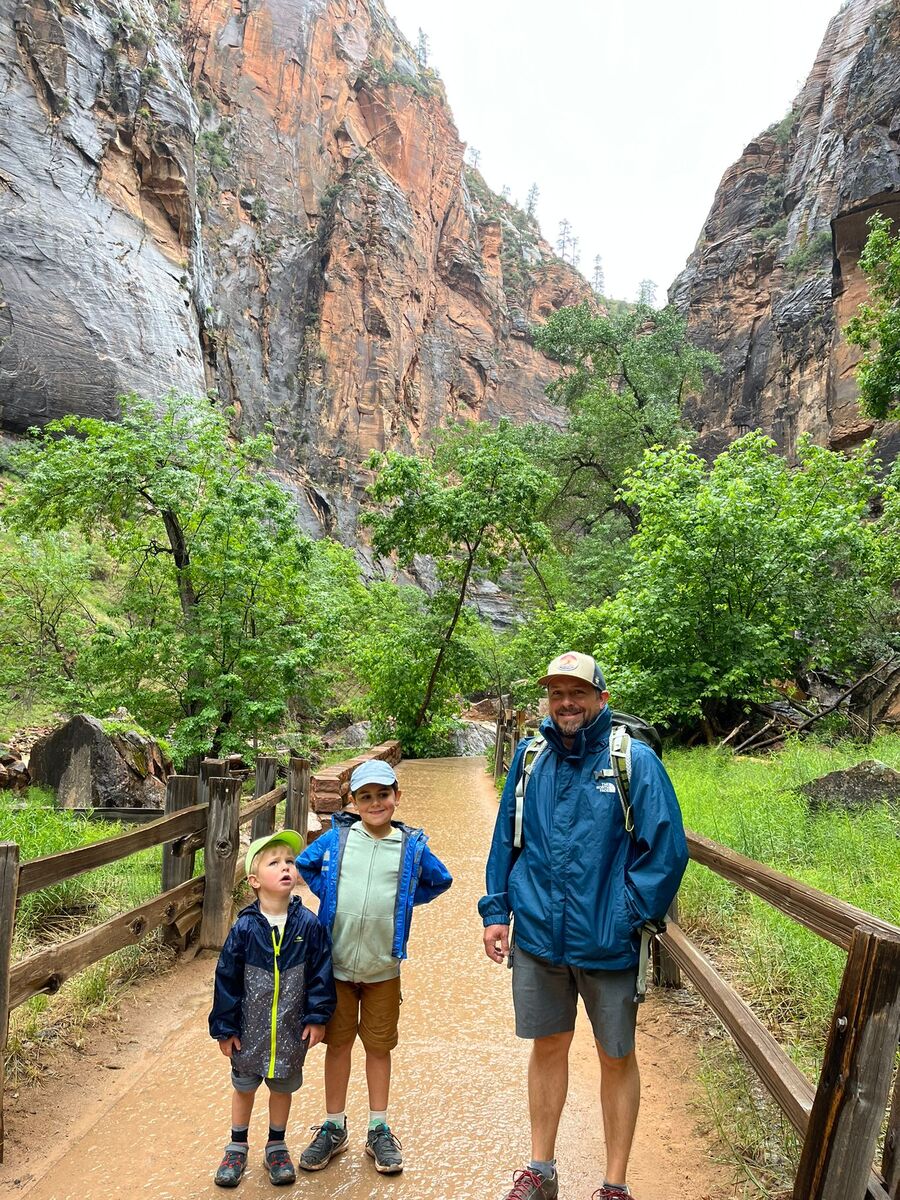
349, 760, 398, 792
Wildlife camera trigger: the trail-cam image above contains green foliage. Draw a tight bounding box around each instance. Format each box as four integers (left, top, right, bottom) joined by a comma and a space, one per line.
845, 211, 900, 419
784, 228, 832, 276
197, 128, 231, 173
5, 393, 328, 762
671, 734, 900, 1191
362, 420, 553, 735
752, 217, 788, 246
600, 432, 895, 723
532, 301, 718, 592
772, 108, 797, 147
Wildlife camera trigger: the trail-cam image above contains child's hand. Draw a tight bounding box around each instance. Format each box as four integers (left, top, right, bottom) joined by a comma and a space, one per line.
302, 1024, 326, 1049
218, 1036, 241, 1057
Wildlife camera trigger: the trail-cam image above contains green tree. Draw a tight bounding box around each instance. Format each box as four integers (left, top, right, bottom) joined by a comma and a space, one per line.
362, 419, 553, 735
532, 301, 718, 596
600, 432, 894, 726
845, 211, 900, 420
6, 394, 322, 762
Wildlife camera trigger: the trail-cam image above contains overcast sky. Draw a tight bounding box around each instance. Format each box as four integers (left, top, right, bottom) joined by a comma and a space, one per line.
384, 0, 842, 303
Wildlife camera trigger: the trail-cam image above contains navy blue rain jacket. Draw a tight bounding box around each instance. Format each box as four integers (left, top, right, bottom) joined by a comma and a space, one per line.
298, 812, 452, 961
478, 705, 688, 970
209, 896, 336, 1079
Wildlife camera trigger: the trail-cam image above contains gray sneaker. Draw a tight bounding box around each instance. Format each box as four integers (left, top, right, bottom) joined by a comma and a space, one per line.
365, 1123, 403, 1173
299, 1121, 349, 1171
502, 1167, 559, 1199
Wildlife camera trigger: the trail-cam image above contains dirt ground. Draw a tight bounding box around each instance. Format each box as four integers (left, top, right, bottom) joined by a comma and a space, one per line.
0, 758, 738, 1200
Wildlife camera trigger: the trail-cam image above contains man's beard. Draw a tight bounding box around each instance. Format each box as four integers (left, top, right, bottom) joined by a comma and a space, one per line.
555, 712, 586, 735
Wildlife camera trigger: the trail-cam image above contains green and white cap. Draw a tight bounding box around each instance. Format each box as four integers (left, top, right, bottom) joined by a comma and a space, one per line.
538, 651, 607, 691
245, 829, 304, 878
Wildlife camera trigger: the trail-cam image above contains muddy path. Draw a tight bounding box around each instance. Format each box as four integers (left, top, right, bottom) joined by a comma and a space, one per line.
1, 757, 735, 1200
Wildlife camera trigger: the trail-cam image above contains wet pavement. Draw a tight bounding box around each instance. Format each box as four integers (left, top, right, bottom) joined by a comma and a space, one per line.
9, 757, 731, 1200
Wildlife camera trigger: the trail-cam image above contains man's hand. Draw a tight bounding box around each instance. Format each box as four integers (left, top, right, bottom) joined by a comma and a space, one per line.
218, 1035, 241, 1057
483, 923, 510, 964
302, 1023, 326, 1048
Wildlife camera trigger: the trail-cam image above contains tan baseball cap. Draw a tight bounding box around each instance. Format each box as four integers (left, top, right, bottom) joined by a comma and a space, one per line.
538, 651, 607, 691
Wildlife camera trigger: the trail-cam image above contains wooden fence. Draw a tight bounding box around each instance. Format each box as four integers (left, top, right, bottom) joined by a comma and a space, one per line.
493, 718, 900, 1200
0, 742, 406, 1163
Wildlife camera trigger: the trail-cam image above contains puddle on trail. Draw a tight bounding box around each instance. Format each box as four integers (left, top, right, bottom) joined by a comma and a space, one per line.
18, 758, 730, 1200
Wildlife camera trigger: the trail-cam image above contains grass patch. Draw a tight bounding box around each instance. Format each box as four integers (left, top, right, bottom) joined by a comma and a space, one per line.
3, 788, 179, 1083
667, 734, 900, 1190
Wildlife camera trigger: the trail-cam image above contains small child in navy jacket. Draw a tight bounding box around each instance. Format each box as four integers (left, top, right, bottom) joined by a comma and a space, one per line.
209, 830, 335, 1188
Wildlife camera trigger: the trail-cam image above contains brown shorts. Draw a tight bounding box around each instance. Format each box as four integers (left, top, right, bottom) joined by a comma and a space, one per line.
325, 977, 402, 1052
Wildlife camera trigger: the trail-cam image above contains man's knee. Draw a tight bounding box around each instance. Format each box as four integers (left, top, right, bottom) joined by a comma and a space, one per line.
595, 1042, 637, 1071
532, 1030, 574, 1059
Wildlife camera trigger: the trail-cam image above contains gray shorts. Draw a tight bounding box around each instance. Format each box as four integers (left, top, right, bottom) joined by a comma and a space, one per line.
512, 945, 638, 1057
231, 1066, 303, 1095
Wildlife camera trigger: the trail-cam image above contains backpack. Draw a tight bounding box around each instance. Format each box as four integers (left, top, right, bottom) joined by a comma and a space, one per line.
513, 710, 662, 850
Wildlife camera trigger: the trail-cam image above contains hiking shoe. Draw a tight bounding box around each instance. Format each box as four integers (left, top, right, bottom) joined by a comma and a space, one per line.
365, 1123, 403, 1173
264, 1144, 296, 1186
214, 1145, 247, 1187
591, 1188, 632, 1199
502, 1167, 559, 1199
299, 1121, 349, 1171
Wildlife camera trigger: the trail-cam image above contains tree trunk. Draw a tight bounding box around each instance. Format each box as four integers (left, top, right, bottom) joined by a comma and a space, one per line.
413, 550, 478, 730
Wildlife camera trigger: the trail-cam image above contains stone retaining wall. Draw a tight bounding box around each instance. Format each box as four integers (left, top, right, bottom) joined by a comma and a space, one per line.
310, 740, 402, 815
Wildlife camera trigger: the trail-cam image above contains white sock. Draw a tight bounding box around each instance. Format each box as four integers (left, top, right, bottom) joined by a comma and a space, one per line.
325, 1111, 346, 1128
368, 1109, 388, 1129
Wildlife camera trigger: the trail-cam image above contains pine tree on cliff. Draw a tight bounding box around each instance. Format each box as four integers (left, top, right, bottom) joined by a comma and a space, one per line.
638, 278, 657, 306
557, 218, 575, 264
416, 28, 429, 66
526, 183, 539, 219
592, 255, 605, 296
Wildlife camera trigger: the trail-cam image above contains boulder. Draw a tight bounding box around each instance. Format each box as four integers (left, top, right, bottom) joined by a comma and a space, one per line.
451, 721, 498, 758
798, 759, 900, 813
336, 721, 373, 749
29, 715, 171, 810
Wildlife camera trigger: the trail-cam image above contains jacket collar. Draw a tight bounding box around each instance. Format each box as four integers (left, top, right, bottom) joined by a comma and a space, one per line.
330, 810, 419, 838
238, 894, 303, 923
540, 702, 612, 760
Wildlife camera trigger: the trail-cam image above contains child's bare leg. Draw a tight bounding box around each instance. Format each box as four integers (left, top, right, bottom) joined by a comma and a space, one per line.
365, 1048, 391, 1112
267, 1090, 292, 1135
324, 1041, 354, 1113
231, 1086, 255, 1129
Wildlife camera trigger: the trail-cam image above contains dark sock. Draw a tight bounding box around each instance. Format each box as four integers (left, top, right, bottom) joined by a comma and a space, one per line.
602, 1185, 629, 1196
267, 1125, 286, 1145
231, 1126, 249, 1146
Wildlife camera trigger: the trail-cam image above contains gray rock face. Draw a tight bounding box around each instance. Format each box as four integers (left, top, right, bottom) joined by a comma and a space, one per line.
29, 714, 170, 808
798, 758, 900, 812
450, 720, 497, 758
0, 0, 587, 541
671, 0, 900, 464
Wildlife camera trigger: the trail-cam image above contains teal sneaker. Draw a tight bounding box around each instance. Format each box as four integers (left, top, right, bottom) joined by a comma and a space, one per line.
366, 1123, 403, 1174
263, 1144, 296, 1186
299, 1121, 349, 1171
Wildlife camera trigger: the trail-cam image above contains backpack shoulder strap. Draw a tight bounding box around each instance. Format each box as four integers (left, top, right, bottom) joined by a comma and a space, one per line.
513, 735, 546, 849
609, 724, 635, 837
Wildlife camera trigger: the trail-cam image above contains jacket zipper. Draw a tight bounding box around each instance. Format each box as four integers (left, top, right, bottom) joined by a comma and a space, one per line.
268, 924, 284, 1078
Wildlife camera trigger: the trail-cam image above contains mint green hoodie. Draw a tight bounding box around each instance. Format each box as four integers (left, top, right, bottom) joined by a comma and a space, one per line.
330, 824, 403, 982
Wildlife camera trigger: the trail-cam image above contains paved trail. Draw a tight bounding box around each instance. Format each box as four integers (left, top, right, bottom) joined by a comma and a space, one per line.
2, 758, 734, 1200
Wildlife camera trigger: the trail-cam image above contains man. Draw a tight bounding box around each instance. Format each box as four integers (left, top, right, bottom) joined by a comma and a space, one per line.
479, 652, 688, 1200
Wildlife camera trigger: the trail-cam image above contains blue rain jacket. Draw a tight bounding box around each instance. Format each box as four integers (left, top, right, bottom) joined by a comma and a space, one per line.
478, 705, 688, 970
298, 812, 452, 961
209, 896, 336, 1079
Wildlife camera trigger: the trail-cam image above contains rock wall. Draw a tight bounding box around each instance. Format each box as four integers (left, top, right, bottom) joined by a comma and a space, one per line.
0, 0, 588, 537
670, 0, 900, 465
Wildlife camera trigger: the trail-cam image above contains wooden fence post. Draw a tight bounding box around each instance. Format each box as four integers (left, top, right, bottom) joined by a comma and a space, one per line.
161, 776, 199, 892
250, 756, 278, 842
883, 1071, 900, 1199
198, 758, 226, 808
286, 758, 310, 845
793, 923, 900, 1200
0, 842, 21, 1165
493, 717, 505, 780
199, 777, 242, 951
654, 897, 682, 988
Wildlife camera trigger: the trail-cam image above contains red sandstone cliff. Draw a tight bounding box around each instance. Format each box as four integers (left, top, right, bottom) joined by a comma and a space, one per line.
670, 0, 900, 465
0, 0, 588, 535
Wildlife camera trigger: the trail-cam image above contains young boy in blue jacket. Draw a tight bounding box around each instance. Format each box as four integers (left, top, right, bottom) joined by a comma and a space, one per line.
296, 759, 451, 1175
209, 830, 336, 1188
